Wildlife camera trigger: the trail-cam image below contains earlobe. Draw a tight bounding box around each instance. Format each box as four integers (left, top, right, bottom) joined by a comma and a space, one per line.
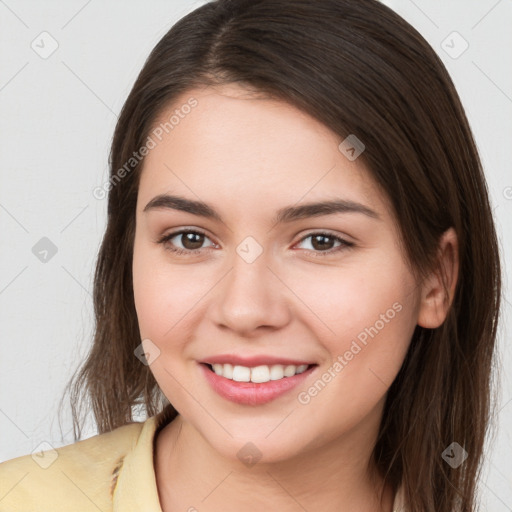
417, 227, 459, 329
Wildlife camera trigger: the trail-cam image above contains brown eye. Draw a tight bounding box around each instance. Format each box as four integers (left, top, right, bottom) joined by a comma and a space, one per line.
157, 229, 216, 255
310, 234, 336, 251
177, 232, 205, 250
295, 232, 354, 257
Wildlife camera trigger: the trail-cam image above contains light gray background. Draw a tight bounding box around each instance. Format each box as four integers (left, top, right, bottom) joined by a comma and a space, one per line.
0, 0, 510, 509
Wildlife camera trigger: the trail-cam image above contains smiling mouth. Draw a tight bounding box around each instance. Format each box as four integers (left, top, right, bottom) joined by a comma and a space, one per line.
202, 362, 318, 384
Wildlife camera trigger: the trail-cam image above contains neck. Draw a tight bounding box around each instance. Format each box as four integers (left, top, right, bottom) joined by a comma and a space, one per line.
154, 403, 394, 512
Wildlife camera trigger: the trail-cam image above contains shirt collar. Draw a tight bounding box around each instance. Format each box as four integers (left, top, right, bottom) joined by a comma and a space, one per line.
112, 405, 174, 512
392, 483, 405, 511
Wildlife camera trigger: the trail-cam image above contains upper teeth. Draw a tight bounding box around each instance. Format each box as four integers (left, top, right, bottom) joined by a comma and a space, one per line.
211, 363, 309, 383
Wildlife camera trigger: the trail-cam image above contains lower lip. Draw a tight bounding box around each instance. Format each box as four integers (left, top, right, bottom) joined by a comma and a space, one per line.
199, 363, 317, 406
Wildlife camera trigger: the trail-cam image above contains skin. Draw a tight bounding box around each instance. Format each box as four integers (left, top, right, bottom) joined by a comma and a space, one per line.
132, 83, 459, 512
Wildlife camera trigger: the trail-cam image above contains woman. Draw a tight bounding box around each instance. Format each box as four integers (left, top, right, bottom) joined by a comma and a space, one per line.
0, 0, 501, 511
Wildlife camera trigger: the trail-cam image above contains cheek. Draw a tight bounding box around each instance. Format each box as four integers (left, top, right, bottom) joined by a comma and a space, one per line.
132, 244, 210, 342
289, 268, 417, 432
132, 246, 206, 404
286, 257, 417, 377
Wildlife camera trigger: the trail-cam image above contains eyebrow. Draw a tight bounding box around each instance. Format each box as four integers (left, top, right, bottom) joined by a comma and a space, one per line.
143, 194, 381, 223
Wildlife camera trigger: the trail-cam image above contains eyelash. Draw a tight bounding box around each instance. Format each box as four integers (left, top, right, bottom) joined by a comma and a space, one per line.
156, 229, 355, 258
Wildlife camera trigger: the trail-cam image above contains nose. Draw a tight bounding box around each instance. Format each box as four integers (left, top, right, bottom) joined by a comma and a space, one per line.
210, 249, 291, 336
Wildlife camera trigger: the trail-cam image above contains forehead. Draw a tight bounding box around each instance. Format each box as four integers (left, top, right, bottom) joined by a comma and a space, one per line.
137, 84, 388, 219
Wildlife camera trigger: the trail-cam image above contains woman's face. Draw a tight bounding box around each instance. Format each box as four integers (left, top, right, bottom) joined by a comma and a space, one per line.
132, 83, 421, 463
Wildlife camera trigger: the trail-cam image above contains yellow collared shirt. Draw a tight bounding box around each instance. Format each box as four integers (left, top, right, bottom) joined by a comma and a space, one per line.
0, 407, 405, 511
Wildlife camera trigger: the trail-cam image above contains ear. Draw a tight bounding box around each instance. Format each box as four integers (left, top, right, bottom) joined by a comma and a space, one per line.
417, 227, 459, 329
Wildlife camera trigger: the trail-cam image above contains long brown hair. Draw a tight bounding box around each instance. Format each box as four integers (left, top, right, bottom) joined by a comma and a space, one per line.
62, 1, 502, 510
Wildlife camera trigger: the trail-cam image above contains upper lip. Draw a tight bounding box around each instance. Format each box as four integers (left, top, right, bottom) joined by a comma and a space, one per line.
200, 354, 316, 367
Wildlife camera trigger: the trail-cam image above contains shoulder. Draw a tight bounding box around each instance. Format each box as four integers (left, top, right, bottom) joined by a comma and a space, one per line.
0, 421, 144, 512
